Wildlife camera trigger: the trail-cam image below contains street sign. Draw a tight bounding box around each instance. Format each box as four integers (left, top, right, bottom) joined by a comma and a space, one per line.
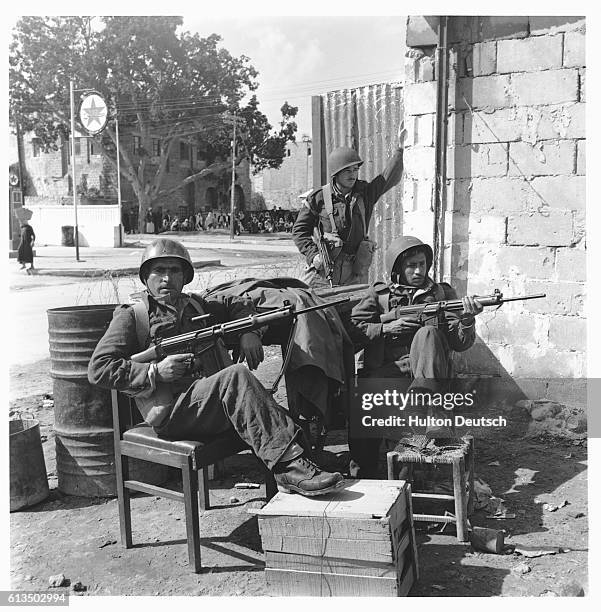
78, 92, 108, 135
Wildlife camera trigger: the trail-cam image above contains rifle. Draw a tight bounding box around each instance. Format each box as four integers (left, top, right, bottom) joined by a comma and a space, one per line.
131, 296, 350, 363
380, 289, 546, 324
313, 224, 336, 288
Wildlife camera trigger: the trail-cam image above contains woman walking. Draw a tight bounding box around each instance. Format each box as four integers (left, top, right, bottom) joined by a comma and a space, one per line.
18, 221, 36, 274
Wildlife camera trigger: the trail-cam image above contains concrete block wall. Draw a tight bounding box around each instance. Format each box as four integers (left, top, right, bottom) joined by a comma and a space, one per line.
404, 16, 586, 388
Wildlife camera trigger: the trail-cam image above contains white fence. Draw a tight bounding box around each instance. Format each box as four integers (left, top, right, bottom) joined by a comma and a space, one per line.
26, 204, 122, 247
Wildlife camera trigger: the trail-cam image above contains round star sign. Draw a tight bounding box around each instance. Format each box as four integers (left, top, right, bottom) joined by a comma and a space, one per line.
79, 92, 108, 135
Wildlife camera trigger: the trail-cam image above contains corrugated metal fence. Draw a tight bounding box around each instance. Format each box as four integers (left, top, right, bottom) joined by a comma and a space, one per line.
314, 82, 404, 282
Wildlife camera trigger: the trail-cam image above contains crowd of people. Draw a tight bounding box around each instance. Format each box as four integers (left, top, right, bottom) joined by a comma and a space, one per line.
122, 206, 299, 235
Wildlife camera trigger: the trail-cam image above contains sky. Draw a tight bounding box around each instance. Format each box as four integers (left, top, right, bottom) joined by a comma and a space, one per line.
185, 15, 406, 137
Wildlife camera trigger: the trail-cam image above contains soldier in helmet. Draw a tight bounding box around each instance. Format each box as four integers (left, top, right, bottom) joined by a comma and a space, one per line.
348, 236, 484, 477
292, 125, 407, 287
88, 238, 343, 497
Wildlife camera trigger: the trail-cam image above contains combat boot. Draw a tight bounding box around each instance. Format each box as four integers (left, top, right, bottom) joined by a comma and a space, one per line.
274, 452, 343, 497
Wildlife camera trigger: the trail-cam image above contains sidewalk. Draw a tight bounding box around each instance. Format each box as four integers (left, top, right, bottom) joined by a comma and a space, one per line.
13, 232, 298, 278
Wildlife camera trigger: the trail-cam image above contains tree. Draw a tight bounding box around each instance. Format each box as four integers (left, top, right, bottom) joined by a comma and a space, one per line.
9, 16, 297, 231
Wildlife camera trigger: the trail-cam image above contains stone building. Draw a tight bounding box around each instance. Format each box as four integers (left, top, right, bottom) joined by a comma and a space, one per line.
11, 127, 251, 222
252, 138, 313, 210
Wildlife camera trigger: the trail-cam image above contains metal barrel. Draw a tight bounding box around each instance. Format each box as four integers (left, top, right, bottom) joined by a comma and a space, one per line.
10, 418, 50, 511
47, 305, 167, 497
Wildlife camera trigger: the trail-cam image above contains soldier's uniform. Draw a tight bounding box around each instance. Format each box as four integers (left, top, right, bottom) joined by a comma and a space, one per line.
348, 236, 477, 476
292, 147, 404, 287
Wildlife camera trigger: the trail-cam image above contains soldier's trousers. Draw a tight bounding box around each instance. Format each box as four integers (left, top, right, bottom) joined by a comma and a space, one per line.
155, 364, 300, 469
349, 326, 454, 477
301, 252, 366, 288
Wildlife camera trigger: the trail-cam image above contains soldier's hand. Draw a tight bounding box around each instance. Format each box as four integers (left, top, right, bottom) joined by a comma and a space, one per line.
239, 333, 264, 370
460, 296, 484, 325
398, 119, 408, 148
312, 253, 323, 270
382, 318, 422, 336
156, 353, 194, 382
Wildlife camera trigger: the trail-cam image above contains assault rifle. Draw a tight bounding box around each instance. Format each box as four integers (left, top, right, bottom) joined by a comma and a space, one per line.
380, 289, 546, 324
131, 296, 350, 363
313, 224, 336, 288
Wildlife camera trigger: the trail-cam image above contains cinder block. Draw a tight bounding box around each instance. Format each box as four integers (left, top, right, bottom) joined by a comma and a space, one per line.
555, 247, 586, 282
406, 16, 439, 47
408, 114, 434, 147
507, 210, 574, 247
529, 176, 585, 211
404, 54, 420, 83
510, 346, 584, 378
458, 75, 512, 110
529, 16, 585, 35
576, 140, 585, 175
564, 31, 586, 68
525, 280, 585, 316
468, 215, 507, 244
480, 16, 529, 41
535, 103, 585, 140
477, 311, 541, 345
402, 178, 433, 213
418, 56, 435, 82
448, 143, 508, 179
508, 141, 576, 177
510, 69, 579, 106
468, 178, 530, 215
548, 317, 587, 352
462, 108, 522, 145
495, 246, 555, 280
402, 210, 435, 240
404, 82, 437, 115
404, 146, 436, 180
497, 36, 563, 73
448, 16, 481, 45
472, 41, 497, 76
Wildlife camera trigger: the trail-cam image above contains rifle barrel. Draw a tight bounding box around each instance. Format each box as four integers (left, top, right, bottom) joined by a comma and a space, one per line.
497, 293, 546, 303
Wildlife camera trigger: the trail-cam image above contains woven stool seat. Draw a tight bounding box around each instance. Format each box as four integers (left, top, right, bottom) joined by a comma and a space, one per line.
387, 435, 475, 541
392, 436, 471, 464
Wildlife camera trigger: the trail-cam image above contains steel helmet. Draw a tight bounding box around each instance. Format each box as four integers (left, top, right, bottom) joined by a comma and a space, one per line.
139, 238, 194, 285
385, 236, 433, 280
327, 147, 363, 178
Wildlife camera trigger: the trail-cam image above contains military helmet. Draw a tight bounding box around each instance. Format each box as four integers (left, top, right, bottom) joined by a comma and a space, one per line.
139, 238, 194, 285
328, 147, 363, 178
385, 236, 433, 280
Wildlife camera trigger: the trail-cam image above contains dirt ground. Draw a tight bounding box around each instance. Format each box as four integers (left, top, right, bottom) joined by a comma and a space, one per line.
9, 348, 588, 597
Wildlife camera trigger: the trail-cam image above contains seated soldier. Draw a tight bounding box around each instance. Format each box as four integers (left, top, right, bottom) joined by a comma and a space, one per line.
88, 238, 343, 497
348, 236, 483, 477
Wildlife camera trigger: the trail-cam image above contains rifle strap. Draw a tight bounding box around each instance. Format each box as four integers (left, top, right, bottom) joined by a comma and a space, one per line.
323, 182, 368, 239
132, 299, 151, 351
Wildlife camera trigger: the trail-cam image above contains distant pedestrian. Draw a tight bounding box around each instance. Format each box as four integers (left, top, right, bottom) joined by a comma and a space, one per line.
18, 221, 36, 274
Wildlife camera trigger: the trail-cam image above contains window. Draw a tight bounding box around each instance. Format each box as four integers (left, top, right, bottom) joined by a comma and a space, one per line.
152, 138, 161, 157
180, 141, 189, 160
90, 141, 95, 155
133, 135, 141, 155
32, 139, 42, 157
11, 190, 22, 205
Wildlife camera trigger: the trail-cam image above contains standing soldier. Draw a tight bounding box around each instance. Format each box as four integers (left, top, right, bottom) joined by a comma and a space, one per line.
292, 124, 407, 287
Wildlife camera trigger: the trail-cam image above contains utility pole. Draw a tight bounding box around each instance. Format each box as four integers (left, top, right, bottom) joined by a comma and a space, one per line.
115, 117, 123, 246
223, 112, 246, 240
69, 80, 81, 261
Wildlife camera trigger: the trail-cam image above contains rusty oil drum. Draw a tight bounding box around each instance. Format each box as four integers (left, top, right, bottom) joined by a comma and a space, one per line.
48, 304, 167, 497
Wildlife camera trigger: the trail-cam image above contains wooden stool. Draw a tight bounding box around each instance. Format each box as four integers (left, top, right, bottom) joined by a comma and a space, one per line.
386, 436, 474, 541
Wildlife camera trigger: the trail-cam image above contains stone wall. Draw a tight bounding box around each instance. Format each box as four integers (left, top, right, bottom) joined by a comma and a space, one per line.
404, 16, 586, 403
253, 140, 313, 210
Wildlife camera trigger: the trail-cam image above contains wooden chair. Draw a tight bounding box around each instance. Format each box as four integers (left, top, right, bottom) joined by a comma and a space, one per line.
111, 389, 278, 573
